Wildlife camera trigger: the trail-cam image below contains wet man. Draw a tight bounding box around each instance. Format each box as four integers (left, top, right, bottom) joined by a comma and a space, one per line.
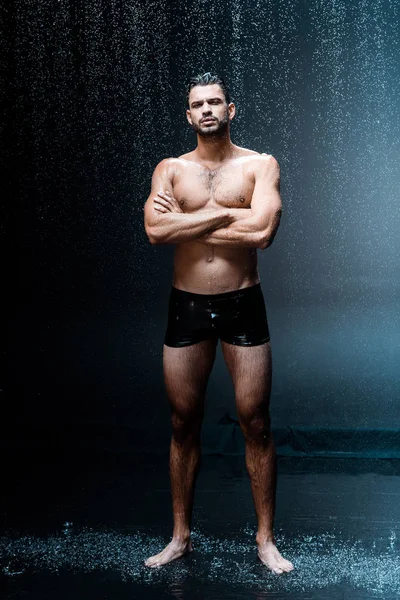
143, 72, 294, 575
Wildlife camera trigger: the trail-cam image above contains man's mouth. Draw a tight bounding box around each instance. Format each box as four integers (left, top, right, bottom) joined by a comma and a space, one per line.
202, 118, 215, 123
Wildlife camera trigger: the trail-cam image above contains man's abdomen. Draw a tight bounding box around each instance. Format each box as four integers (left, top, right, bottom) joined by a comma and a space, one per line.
172, 243, 260, 294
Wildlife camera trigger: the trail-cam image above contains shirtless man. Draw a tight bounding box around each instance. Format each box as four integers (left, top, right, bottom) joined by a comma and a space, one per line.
143, 72, 294, 575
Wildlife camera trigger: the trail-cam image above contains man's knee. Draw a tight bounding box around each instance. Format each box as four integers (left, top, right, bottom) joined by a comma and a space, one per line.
239, 410, 271, 442
171, 408, 203, 443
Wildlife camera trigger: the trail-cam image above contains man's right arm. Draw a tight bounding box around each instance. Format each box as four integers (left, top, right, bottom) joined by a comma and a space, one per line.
143, 159, 234, 245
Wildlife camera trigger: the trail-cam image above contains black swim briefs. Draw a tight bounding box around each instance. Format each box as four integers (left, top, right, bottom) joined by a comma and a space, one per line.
164, 283, 270, 347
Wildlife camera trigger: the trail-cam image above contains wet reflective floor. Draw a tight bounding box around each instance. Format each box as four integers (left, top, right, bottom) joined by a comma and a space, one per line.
1, 452, 400, 599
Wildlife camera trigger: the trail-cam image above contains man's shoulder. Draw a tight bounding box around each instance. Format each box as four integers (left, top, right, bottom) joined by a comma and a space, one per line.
155, 150, 278, 170
257, 152, 279, 170
235, 146, 259, 157
153, 156, 188, 177
234, 146, 278, 165
156, 156, 186, 168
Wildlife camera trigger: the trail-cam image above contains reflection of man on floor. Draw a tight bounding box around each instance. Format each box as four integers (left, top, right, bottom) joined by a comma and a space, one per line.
143, 72, 294, 575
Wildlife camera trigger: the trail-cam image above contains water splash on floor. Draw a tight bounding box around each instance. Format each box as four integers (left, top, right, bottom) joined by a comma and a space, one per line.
1, 525, 399, 595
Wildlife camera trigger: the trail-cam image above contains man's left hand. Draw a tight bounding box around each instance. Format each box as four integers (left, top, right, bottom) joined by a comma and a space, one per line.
153, 191, 184, 213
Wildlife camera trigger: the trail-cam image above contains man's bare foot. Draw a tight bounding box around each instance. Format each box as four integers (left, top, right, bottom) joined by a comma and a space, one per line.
257, 540, 294, 575
144, 538, 193, 568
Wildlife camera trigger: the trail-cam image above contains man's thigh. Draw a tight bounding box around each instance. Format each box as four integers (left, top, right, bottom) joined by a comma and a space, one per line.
221, 340, 272, 417
162, 339, 218, 412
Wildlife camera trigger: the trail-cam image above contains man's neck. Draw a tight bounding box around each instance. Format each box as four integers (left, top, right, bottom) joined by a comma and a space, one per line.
194, 134, 235, 164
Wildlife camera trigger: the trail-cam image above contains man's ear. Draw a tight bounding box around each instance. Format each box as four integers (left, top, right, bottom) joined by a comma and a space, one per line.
186, 109, 192, 125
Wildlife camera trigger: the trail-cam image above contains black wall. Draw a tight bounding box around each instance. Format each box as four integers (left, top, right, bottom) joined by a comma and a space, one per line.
4, 0, 400, 454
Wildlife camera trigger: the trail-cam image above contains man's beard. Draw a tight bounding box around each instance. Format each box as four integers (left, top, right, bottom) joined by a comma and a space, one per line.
191, 111, 229, 138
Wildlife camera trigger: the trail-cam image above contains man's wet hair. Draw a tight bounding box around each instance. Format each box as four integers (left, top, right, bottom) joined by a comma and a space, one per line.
186, 72, 231, 107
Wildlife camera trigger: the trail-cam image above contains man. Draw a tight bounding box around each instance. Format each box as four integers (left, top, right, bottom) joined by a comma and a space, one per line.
143, 72, 294, 575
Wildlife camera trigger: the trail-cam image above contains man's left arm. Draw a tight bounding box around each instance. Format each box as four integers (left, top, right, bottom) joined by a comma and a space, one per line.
196, 154, 282, 250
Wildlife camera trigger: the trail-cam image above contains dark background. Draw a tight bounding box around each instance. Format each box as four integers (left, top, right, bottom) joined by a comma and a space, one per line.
4, 0, 400, 456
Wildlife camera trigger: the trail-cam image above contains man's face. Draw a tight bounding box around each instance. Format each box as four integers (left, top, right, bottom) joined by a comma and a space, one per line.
186, 84, 234, 137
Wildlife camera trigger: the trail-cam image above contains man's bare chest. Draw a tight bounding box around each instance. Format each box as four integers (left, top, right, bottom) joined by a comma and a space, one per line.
172, 165, 255, 212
